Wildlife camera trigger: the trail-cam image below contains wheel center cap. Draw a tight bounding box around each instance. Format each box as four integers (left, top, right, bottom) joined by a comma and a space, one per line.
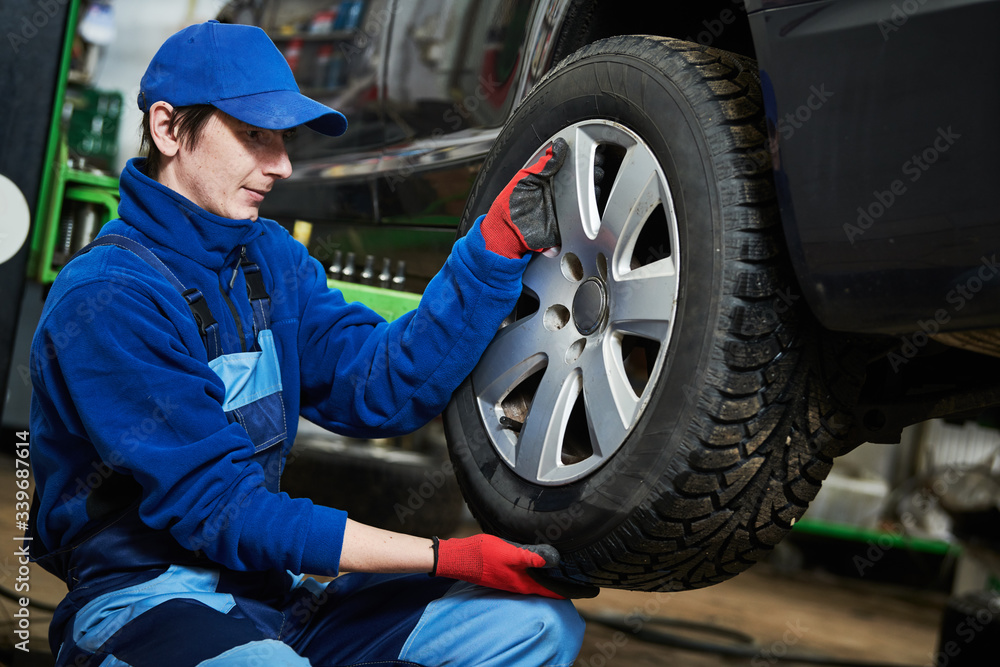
573, 277, 608, 335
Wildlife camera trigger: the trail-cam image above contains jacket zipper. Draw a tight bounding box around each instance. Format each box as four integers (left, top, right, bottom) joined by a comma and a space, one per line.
219, 246, 248, 353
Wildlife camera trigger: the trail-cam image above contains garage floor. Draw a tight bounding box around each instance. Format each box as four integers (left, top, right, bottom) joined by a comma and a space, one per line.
0, 453, 947, 666
572, 564, 945, 666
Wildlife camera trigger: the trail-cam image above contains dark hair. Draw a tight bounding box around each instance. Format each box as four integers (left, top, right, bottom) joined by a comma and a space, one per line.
140, 104, 217, 179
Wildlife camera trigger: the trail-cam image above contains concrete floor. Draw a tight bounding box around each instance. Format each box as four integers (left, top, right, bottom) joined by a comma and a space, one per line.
572, 565, 945, 666
0, 451, 947, 666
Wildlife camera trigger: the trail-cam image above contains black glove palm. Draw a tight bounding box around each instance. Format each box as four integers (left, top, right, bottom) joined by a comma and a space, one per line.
481, 138, 569, 258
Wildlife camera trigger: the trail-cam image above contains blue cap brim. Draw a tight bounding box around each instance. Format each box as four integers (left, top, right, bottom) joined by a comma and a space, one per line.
213, 89, 347, 136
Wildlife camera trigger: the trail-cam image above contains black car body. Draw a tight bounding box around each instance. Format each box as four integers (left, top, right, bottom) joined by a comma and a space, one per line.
747, 0, 1000, 337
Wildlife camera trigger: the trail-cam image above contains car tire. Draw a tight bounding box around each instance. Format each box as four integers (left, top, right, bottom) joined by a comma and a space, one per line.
284, 422, 466, 540
444, 36, 863, 591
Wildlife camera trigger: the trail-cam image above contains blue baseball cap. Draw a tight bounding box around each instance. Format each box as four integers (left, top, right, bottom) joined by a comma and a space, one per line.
137, 20, 347, 137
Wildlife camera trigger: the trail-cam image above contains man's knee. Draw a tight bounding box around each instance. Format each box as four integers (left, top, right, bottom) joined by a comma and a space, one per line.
195, 639, 311, 666
520, 597, 586, 660
398, 584, 586, 665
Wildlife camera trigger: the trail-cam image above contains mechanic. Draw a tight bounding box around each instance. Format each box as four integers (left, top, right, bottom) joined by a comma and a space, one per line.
27, 20, 590, 667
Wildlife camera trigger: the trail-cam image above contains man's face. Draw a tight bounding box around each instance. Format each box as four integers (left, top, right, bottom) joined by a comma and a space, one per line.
166, 111, 294, 221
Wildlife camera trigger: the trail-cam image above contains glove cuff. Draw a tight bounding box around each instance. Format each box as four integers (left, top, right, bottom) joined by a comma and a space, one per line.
480, 209, 531, 259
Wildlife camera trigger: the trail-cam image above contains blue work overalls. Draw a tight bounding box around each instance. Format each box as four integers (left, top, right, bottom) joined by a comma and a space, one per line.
31, 235, 583, 667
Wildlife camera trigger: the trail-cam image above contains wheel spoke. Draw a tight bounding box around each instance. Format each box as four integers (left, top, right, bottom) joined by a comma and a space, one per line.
514, 365, 581, 481
601, 144, 662, 243
472, 316, 546, 408
551, 127, 602, 246
583, 340, 639, 451
609, 262, 677, 341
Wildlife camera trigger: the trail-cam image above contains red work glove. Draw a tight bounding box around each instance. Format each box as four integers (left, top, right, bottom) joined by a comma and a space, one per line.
432, 534, 599, 599
480, 138, 569, 258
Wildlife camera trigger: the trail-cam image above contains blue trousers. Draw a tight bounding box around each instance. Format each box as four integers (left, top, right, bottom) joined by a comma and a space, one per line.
53, 565, 585, 666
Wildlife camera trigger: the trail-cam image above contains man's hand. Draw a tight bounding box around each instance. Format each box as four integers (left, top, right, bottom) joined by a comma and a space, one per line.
481, 138, 569, 258
432, 533, 599, 599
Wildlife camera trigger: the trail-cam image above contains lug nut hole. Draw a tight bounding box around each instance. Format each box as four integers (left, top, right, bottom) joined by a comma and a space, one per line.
597, 253, 608, 281
544, 304, 570, 331
565, 338, 586, 364
561, 253, 584, 282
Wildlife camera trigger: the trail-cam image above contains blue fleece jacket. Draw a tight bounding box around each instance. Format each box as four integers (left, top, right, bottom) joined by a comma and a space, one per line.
29, 158, 527, 580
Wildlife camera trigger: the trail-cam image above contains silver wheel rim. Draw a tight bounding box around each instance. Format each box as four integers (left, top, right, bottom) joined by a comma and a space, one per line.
472, 120, 681, 485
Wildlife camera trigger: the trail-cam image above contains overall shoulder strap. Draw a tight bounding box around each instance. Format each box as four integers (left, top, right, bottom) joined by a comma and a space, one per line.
238, 247, 273, 343
72, 234, 222, 359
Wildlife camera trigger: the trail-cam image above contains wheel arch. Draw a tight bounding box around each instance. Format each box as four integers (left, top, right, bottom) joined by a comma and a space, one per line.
550, 0, 758, 65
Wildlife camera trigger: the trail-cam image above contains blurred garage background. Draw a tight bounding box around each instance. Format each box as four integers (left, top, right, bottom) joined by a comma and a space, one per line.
2, 1, 998, 666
